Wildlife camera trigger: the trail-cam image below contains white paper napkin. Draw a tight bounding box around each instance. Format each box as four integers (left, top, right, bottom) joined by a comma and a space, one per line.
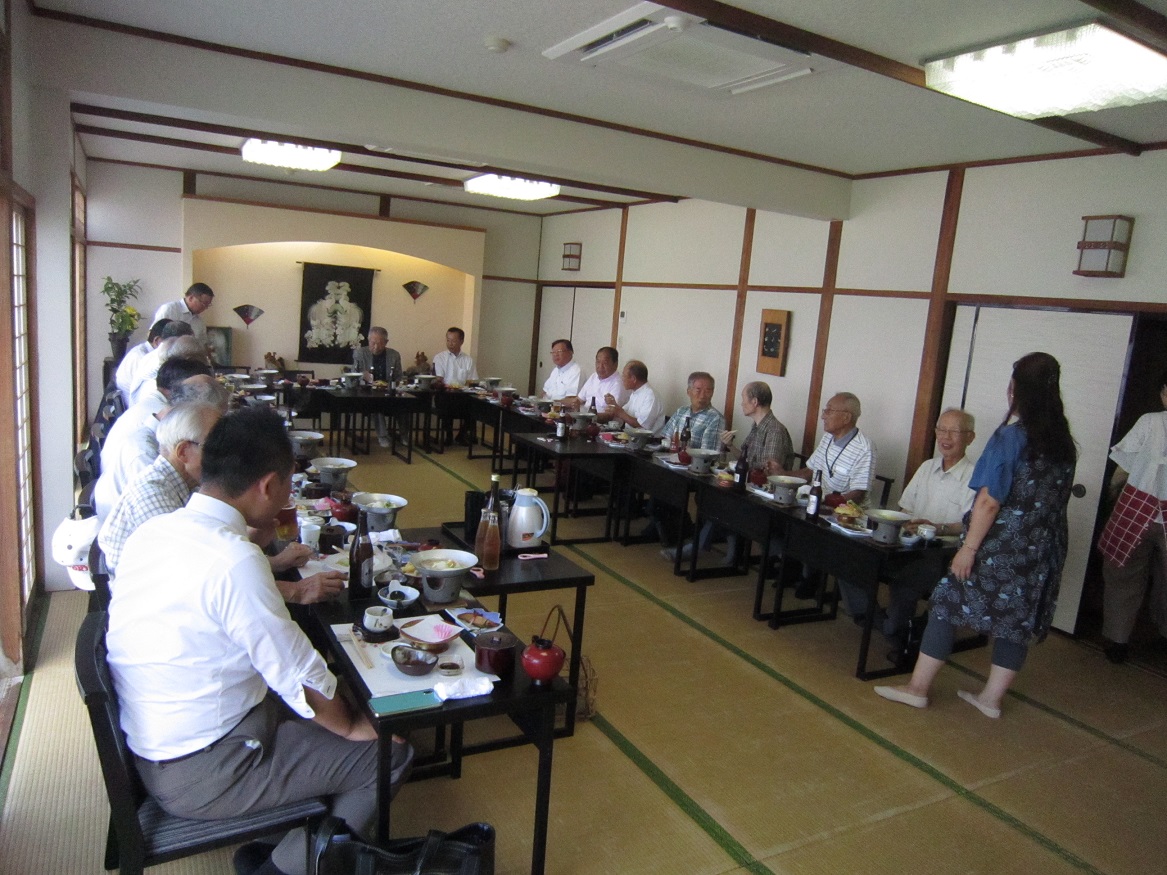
433, 677, 494, 701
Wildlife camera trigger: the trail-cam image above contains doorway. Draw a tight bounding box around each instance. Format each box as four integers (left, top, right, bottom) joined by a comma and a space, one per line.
1077, 314, 1167, 673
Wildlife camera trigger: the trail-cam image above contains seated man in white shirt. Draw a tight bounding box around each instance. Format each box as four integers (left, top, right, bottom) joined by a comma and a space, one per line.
838, 409, 976, 642
128, 327, 204, 407
94, 358, 217, 519
113, 318, 171, 407
542, 338, 582, 401
778, 392, 875, 506
600, 359, 666, 433
107, 407, 412, 875
569, 346, 628, 413
431, 326, 478, 445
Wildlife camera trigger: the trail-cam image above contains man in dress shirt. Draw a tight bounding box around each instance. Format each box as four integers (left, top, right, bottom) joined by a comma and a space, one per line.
114, 318, 171, 406
94, 360, 217, 519
780, 392, 875, 505
542, 338, 582, 401
352, 327, 403, 448
837, 409, 976, 639
99, 401, 222, 572
601, 360, 666, 434
107, 408, 412, 875
431, 327, 478, 445
571, 346, 628, 412
127, 324, 201, 406
152, 282, 214, 344
660, 372, 725, 451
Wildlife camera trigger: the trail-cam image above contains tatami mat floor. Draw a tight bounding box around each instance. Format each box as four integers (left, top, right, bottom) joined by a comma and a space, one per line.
3, 438, 1166, 874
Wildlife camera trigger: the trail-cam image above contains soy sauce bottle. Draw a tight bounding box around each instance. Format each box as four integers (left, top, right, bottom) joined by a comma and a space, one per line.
806, 470, 823, 518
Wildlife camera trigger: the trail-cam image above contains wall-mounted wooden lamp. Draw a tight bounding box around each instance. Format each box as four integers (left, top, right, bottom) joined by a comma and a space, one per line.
562, 242, 582, 271
1073, 215, 1134, 278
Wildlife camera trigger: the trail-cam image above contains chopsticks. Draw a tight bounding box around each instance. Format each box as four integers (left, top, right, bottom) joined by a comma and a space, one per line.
339, 633, 374, 669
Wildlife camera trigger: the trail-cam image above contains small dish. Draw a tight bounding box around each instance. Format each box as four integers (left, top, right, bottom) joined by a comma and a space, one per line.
446, 608, 503, 634
397, 615, 463, 652
899, 532, 922, 546
382, 643, 438, 676
377, 582, 420, 610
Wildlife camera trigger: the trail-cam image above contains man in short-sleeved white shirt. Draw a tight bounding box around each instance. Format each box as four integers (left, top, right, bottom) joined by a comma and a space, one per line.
572, 346, 628, 413
108, 407, 411, 875
839, 408, 977, 640
785, 392, 875, 503
431, 326, 478, 385
601, 359, 666, 434
542, 338, 582, 400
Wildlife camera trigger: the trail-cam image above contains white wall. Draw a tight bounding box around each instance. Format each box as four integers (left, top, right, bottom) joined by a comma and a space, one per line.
623, 200, 748, 285
952, 152, 1167, 302
539, 209, 622, 283
836, 174, 947, 292
749, 210, 832, 289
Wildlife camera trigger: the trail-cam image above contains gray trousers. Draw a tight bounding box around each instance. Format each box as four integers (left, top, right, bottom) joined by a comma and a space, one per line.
136, 695, 412, 875
1102, 525, 1167, 643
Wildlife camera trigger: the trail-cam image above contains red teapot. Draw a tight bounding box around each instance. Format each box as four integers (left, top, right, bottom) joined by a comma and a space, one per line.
521, 605, 569, 686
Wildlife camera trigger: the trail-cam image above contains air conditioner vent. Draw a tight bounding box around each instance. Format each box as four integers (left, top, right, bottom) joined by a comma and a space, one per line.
543, 2, 841, 95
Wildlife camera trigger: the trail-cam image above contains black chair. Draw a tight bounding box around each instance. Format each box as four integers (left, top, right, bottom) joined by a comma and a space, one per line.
87, 541, 111, 613
75, 612, 328, 875
76, 481, 98, 519
90, 421, 109, 454
75, 445, 100, 488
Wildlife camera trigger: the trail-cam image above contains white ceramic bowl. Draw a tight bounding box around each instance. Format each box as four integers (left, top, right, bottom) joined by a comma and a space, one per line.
376, 581, 420, 610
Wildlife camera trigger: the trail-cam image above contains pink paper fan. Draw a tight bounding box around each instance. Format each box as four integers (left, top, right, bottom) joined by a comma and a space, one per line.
234, 304, 264, 327
403, 281, 428, 301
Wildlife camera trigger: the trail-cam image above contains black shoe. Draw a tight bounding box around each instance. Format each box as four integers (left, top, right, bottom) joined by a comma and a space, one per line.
233, 842, 274, 875
1104, 641, 1129, 664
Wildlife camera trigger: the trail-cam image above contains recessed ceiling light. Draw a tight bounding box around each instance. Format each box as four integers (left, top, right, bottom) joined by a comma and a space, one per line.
924, 22, 1167, 119
463, 174, 560, 200
241, 138, 341, 171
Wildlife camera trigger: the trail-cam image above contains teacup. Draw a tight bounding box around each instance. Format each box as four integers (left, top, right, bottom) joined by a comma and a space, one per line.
300, 522, 321, 551
364, 605, 394, 632
917, 523, 937, 541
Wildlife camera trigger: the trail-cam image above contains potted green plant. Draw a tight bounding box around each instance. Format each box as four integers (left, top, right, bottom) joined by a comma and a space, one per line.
101, 276, 143, 363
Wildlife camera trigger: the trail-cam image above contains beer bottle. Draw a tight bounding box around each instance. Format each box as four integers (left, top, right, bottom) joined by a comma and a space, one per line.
589, 397, 598, 415
680, 415, 692, 450
475, 474, 501, 554
806, 470, 824, 518
348, 510, 375, 600
734, 452, 749, 490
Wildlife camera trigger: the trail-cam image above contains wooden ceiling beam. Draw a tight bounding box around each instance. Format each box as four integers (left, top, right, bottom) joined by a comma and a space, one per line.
658, 0, 1145, 155
71, 102, 678, 203
1080, 0, 1167, 54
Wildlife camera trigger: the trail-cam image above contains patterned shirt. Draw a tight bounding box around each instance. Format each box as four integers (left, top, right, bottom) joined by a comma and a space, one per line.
806, 428, 875, 496
99, 455, 192, 573
661, 405, 726, 451
739, 411, 793, 470
1098, 483, 1167, 567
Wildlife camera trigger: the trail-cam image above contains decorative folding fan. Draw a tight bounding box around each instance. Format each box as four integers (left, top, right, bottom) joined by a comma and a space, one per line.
233, 304, 264, 327
403, 281, 429, 301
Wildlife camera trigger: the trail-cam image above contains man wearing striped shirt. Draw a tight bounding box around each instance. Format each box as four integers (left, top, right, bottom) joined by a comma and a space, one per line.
782, 391, 875, 505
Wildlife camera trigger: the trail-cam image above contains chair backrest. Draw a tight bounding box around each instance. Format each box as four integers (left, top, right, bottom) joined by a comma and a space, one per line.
75, 446, 99, 487
282, 369, 315, 381
88, 541, 112, 611
90, 420, 108, 452
75, 611, 149, 861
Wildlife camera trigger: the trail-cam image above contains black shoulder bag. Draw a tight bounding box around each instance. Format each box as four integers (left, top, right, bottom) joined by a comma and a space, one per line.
310, 816, 495, 875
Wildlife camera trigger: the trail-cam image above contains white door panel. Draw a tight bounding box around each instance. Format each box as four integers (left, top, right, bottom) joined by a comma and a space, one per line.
570, 288, 616, 392
943, 306, 1132, 633
534, 287, 576, 392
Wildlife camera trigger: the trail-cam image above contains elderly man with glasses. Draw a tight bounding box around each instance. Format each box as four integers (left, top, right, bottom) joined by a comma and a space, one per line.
838, 408, 977, 654
782, 392, 875, 506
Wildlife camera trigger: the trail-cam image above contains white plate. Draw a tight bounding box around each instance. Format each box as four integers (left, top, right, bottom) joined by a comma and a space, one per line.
445, 608, 503, 634
397, 614, 463, 645
829, 518, 871, 538
323, 551, 393, 573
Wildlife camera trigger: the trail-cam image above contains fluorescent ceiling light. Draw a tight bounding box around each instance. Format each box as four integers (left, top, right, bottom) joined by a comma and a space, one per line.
241, 138, 341, 171
463, 174, 561, 201
924, 22, 1167, 119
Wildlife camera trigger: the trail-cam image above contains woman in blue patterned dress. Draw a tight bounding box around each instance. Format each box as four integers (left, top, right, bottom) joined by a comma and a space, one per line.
876, 352, 1076, 718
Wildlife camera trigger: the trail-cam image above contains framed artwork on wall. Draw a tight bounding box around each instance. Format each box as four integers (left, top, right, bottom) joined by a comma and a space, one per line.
206, 326, 233, 367
756, 309, 790, 377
